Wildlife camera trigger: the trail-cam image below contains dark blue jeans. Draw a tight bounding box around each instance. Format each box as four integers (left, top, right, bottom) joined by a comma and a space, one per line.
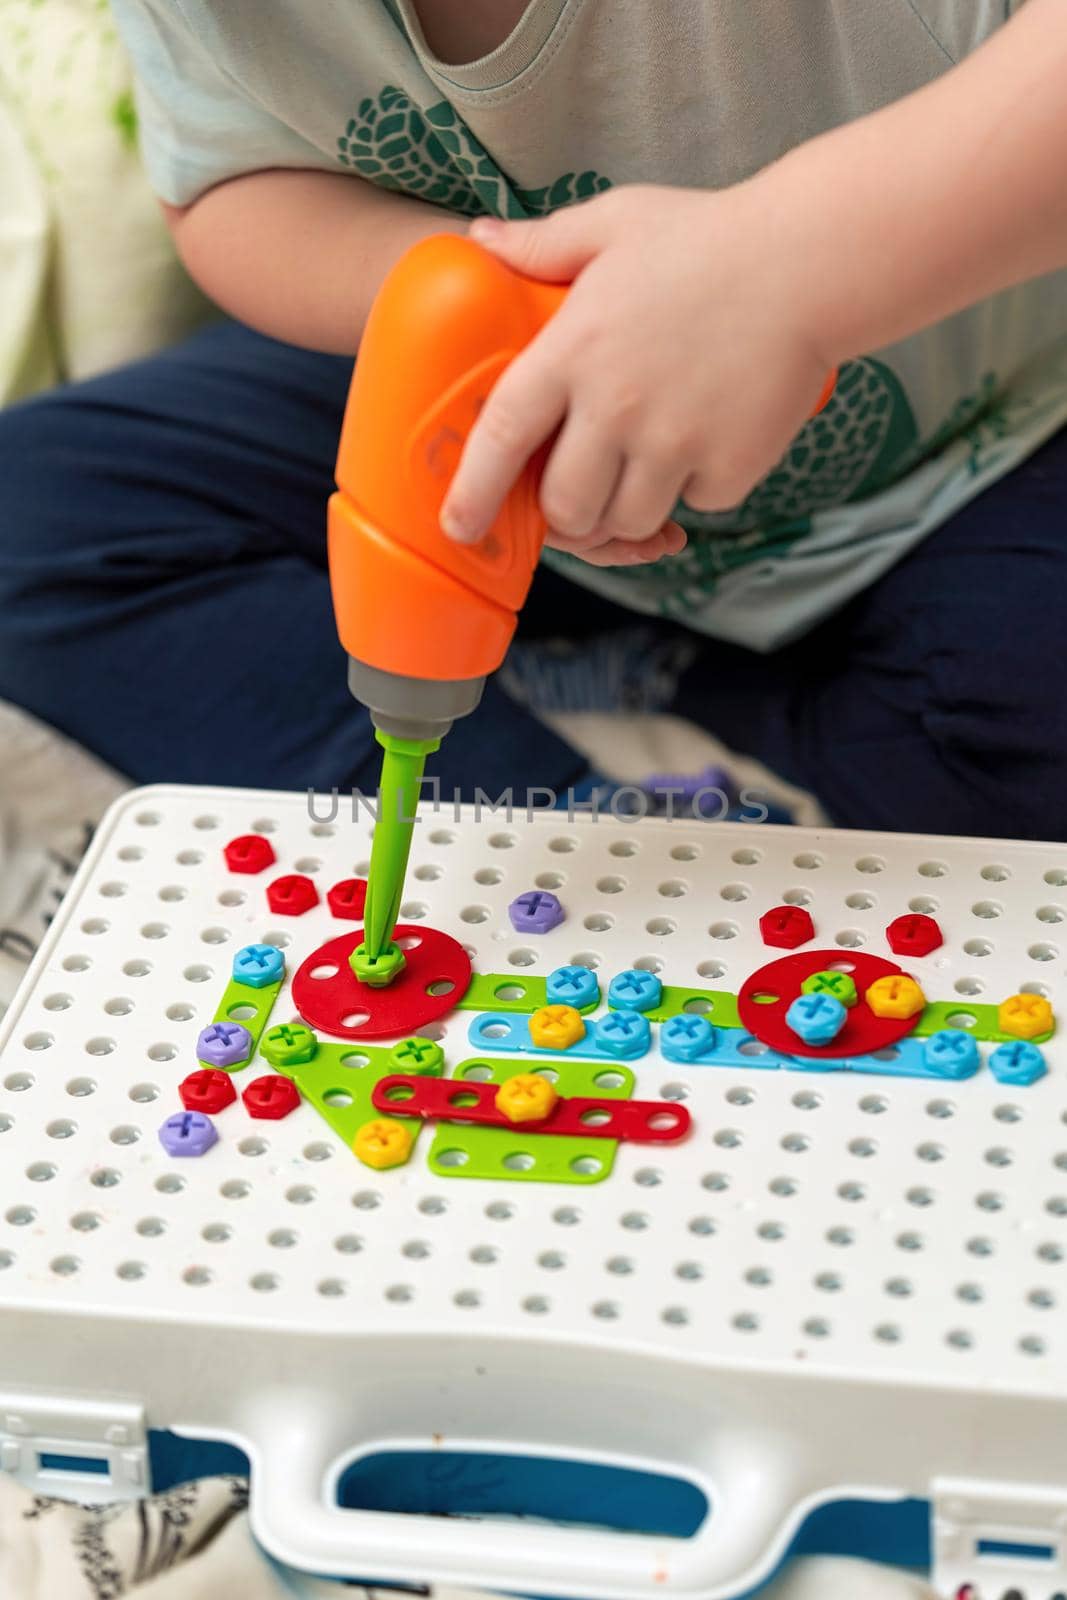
1, 319, 1065, 840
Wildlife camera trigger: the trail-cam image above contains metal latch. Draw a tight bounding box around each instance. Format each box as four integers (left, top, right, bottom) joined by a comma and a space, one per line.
932, 1478, 1067, 1600
0, 1393, 148, 1503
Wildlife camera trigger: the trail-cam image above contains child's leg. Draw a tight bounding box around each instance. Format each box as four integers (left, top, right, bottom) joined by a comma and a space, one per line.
0, 322, 591, 799
676, 426, 1067, 839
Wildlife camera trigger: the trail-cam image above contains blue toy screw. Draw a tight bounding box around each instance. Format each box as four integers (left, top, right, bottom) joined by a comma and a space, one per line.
661, 1012, 717, 1063
159, 1110, 218, 1157
786, 992, 847, 1047
922, 1028, 981, 1080
232, 943, 285, 989
594, 1009, 651, 1060
989, 1038, 1047, 1087
607, 969, 663, 1013
546, 964, 600, 1010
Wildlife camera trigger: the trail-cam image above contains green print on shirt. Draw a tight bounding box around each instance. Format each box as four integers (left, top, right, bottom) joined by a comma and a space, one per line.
337, 84, 611, 218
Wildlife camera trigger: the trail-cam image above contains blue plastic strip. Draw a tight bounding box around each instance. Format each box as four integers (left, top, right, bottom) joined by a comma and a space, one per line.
468, 1014, 984, 1081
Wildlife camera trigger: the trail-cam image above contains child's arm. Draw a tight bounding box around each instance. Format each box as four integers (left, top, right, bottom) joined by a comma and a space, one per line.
441, 0, 1067, 567
164, 170, 467, 354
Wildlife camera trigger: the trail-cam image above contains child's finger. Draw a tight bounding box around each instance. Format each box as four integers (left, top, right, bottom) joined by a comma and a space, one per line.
442, 355, 568, 544
547, 520, 686, 567
538, 417, 625, 541
598, 454, 687, 544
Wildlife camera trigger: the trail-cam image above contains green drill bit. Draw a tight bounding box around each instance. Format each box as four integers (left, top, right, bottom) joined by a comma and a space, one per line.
355, 730, 439, 984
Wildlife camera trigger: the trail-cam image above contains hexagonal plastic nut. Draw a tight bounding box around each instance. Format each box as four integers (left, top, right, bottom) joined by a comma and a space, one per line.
865, 974, 926, 1020
607, 969, 663, 1013
885, 913, 943, 958
496, 1073, 558, 1124
529, 1004, 585, 1051
242, 1074, 301, 1120
989, 1039, 1048, 1086
354, 1117, 414, 1170
224, 833, 276, 875
266, 874, 320, 916
196, 1021, 253, 1069
785, 993, 847, 1046
232, 943, 285, 989
159, 1111, 218, 1157
759, 905, 815, 949
661, 1012, 717, 1063
801, 970, 858, 1008
594, 1009, 652, 1060
350, 940, 406, 988
180, 1069, 237, 1115
921, 1028, 980, 1080
389, 1037, 444, 1076
998, 992, 1054, 1040
546, 964, 600, 1010
261, 1022, 318, 1070
508, 889, 565, 934
327, 877, 368, 920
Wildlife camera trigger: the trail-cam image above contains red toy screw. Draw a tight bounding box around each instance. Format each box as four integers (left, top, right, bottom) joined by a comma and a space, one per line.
886, 913, 943, 957
327, 877, 368, 920
759, 905, 815, 950
242, 1074, 301, 1120
224, 834, 276, 875
267, 874, 320, 916
180, 1068, 237, 1115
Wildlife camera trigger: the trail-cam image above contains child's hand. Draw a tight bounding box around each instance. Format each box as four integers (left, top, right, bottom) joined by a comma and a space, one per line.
440, 182, 833, 568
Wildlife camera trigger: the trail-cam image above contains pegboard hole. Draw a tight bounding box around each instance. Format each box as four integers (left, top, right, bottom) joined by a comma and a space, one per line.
508, 948, 537, 968
269, 1229, 299, 1248
182, 964, 212, 983
794, 853, 824, 870
66, 1077, 95, 1097
202, 1223, 232, 1244
176, 850, 204, 866
1029, 942, 1059, 962
136, 1218, 166, 1238
51, 1256, 80, 1277
782, 889, 812, 907
484, 1201, 512, 1220
81, 919, 109, 937
27, 1162, 57, 1183
460, 903, 491, 925
619, 1211, 648, 1231
918, 861, 948, 878
584, 913, 614, 932
708, 922, 739, 941
597, 876, 627, 895
954, 977, 984, 996
696, 961, 726, 980
118, 846, 144, 863
183, 1266, 213, 1287
962, 938, 993, 958
835, 929, 866, 949
63, 955, 92, 973
759, 1221, 786, 1242
849, 1138, 877, 1158
535, 870, 565, 890
110, 1125, 140, 1147
570, 951, 602, 970
539, 1250, 566, 1269
523, 1296, 550, 1314
43, 994, 73, 1013
646, 917, 676, 937
971, 900, 1002, 920
219, 1180, 250, 1200
672, 844, 701, 862
5, 1206, 35, 1226
400, 901, 428, 921
85, 1037, 116, 1057
609, 839, 639, 858
816, 1272, 843, 1293
251, 1273, 279, 1293
142, 923, 170, 941
489, 833, 517, 850
239, 1137, 269, 1157
454, 1289, 481, 1308
147, 1042, 178, 1062
845, 893, 876, 911
158, 885, 187, 904
69, 1212, 101, 1232
23, 1032, 53, 1052
334, 1234, 362, 1254
592, 1301, 620, 1320
217, 889, 245, 908
428, 828, 455, 846
386, 1284, 413, 1304
733, 1312, 760, 1332
474, 867, 503, 886
855, 856, 885, 874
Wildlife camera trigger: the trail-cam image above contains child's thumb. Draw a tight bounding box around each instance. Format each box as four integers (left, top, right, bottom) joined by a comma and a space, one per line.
469, 201, 607, 282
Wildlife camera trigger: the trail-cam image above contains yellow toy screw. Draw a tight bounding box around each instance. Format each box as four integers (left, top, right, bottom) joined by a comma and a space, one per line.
529, 1004, 584, 1050
495, 1073, 558, 1124
865, 974, 926, 1020
354, 1117, 414, 1170
998, 992, 1054, 1040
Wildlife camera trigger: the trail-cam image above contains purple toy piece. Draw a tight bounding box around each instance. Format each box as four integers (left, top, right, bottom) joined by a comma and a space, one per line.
159, 1110, 218, 1157
508, 889, 565, 935
642, 763, 734, 817
196, 1021, 252, 1069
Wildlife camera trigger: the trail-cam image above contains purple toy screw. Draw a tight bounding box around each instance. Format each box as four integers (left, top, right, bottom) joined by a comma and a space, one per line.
508, 889, 565, 934
196, 1021, 252, 1069
159, 1111, 218, 1157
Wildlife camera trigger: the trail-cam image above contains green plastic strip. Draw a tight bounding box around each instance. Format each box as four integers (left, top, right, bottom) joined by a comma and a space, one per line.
912, 998, 1053, 1046
428, 1056, 634, 1185
274, 1040, 418, 1153
457, 973, 1052, 1048
204, 976, 283, 1071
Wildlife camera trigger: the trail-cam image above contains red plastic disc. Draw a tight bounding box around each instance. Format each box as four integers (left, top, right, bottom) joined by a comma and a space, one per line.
737, 948, 920, 1059
292, 924, 471, 1040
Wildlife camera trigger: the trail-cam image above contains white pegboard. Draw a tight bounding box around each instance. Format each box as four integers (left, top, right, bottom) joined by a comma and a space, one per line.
2, 784, 1067, 1600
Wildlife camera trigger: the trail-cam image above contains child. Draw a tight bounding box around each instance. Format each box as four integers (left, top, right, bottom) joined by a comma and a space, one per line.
0, 0, 1066, 848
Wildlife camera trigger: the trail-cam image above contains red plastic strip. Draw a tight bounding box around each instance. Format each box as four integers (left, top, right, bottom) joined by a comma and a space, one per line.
371, 1074, 691, 1143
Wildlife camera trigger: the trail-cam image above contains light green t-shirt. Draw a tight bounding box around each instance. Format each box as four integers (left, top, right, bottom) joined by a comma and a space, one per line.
111, 0, 1067, 649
